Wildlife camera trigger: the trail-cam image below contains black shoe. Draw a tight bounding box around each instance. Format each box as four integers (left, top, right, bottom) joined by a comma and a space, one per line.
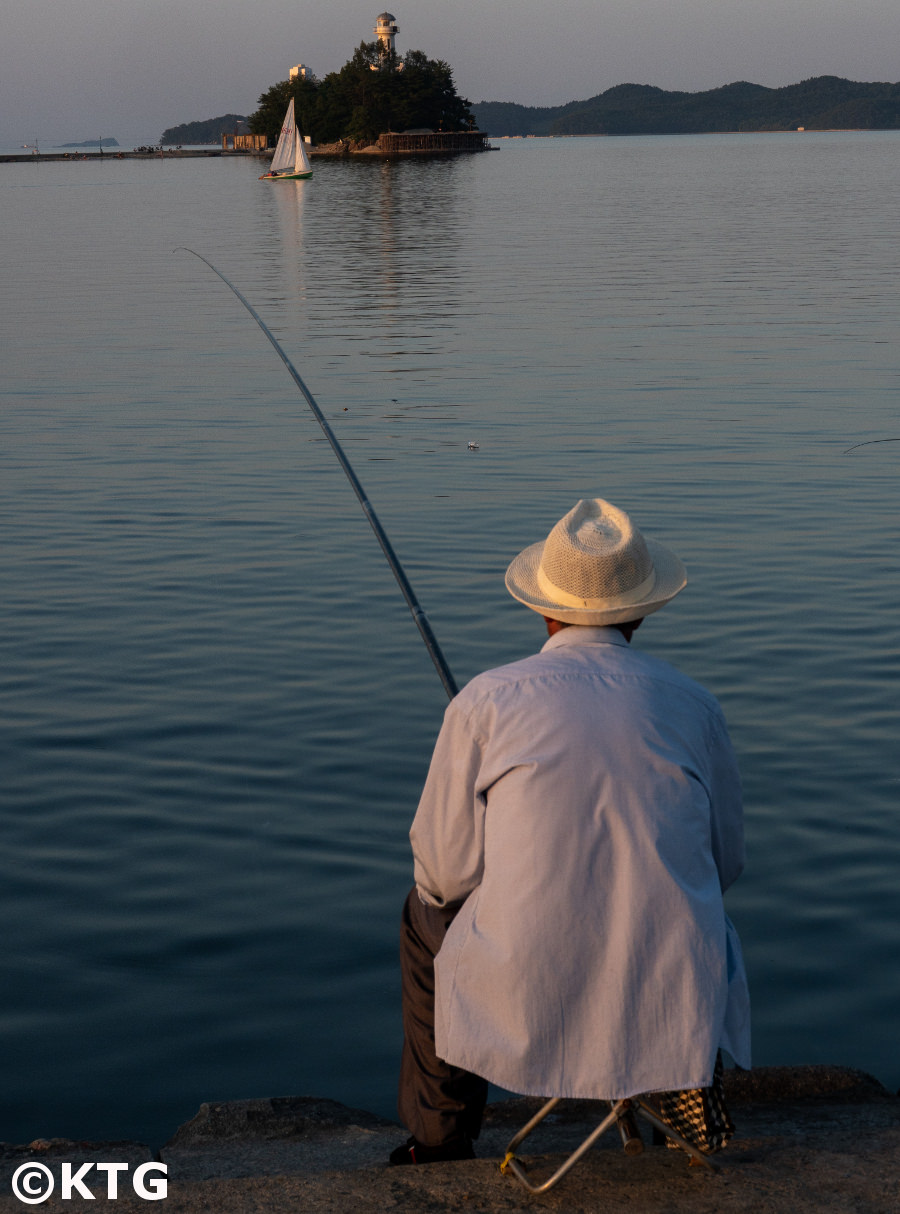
388, 1135, 475, 1165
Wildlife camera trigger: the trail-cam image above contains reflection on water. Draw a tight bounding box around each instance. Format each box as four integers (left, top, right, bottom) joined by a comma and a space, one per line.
1, 135, 900, 1145
269, 175, 307, 263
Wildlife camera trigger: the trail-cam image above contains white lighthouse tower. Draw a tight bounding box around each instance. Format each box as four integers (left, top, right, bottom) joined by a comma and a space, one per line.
374, 12, 398, 54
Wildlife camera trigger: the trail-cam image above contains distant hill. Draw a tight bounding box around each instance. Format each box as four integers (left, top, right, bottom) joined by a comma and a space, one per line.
472, 76, 900, 136
61, 138, 120, 148
160, 114, 248, 145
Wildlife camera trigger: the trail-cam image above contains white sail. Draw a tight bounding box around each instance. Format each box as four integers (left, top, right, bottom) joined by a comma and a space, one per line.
293, 130, 313, 176
270, 99, 297, 174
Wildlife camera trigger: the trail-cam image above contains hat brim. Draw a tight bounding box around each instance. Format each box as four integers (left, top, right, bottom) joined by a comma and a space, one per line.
505, 536, 687, 625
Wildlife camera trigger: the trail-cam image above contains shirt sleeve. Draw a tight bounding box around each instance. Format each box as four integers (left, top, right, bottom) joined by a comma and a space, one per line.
409, 696, 487, 909
707, 710, 745, 892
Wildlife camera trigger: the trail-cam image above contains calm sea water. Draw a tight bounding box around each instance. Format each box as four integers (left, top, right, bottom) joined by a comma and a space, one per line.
2, 133, 900, 1146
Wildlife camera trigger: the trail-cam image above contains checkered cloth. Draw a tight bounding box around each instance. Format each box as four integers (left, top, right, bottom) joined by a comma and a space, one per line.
656, 1053, 735, 1154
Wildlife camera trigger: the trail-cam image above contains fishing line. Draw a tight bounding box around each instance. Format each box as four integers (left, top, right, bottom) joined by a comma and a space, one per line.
175, 247, 459, 700
844, 438, 900, 454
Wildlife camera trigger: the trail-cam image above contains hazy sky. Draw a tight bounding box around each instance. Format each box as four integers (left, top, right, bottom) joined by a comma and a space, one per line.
3, 0, 899, 146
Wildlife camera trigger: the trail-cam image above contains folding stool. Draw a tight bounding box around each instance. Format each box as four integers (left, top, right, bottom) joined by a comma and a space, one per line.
500, 1093, 717, 1194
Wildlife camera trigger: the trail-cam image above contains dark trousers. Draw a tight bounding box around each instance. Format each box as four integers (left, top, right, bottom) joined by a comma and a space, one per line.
398, 887, 489, 1146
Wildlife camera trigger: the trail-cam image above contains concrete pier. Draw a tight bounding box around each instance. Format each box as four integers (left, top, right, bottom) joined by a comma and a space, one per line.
0, 149, 227, 164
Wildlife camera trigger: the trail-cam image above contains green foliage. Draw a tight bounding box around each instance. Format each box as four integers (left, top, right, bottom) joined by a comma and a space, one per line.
472, 76, 900, 136
464, 101, 559, 138
395, 49, 476, 134
247, 77, 320, 146
160, 114, 248, 145
248, 42, 474, 146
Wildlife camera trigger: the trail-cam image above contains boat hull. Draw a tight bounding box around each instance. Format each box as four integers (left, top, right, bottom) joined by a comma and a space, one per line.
259, 170, 313, 180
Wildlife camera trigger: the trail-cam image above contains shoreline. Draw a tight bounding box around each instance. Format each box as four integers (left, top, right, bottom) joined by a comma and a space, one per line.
0, 149, 226, 163
2, 128, 878, 165
0, 146, 489, 164
1, 1066, 897, 1212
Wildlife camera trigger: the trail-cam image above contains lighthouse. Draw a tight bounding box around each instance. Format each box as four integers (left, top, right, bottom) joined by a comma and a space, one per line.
374, 12, 398, 54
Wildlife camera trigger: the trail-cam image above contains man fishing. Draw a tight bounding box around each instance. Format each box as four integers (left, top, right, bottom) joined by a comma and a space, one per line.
391, 497, 750, 1165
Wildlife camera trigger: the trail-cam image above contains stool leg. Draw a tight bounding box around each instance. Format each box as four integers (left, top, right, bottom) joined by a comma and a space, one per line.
616, 1103, 644, 1155
503, 1097, 562, 1155
501, 1100, 628, 1194
633, 1099, 718, 1170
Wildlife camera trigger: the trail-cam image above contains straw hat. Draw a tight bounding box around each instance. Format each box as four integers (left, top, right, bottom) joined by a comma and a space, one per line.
504, 499, 687, 625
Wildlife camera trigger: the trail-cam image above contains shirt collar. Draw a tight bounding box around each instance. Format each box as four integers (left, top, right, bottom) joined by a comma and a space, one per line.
540, 625, 631, 653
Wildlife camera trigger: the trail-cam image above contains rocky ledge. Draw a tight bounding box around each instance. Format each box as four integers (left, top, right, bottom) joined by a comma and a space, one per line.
0, 1066, 897, 1212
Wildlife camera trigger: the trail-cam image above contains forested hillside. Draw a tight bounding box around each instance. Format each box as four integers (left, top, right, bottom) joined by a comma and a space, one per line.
473, 76, 900, 136
160, 115, 248, 145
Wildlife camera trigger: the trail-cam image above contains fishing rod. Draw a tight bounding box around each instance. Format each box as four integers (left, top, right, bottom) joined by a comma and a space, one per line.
844, 438, 900, 454
175, 247, 459, 701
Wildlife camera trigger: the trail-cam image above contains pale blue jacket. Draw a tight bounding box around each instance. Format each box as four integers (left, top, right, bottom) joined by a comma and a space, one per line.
411, 625, 751, 1098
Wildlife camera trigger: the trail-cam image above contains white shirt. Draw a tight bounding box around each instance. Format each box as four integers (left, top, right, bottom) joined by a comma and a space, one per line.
410, 625, 750, 1099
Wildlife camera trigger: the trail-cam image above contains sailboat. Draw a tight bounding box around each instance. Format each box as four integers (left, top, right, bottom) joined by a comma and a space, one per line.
259, 99, 313, 181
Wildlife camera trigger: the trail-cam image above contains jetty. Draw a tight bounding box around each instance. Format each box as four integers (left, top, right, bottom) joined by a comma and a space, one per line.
0, 149, 225, 164
1, 132, 491, 167
374, 130, 489, 154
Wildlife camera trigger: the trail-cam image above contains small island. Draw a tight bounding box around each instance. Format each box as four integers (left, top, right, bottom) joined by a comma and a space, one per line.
247, 34, 478, 152
60, 138, 120, 148
158, 15, 484, 157
161, 115, 249, 146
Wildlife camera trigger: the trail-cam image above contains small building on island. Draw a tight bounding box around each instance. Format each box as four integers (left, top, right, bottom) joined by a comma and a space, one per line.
222, 131, 268, 151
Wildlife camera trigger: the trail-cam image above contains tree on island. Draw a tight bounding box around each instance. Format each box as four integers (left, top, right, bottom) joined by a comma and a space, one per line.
161, 114, 249, 145
248, 41, 475, 146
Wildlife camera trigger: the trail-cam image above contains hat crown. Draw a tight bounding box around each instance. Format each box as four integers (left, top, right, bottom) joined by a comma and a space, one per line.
504, 496, 686, 625
541, 499, 653, 604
